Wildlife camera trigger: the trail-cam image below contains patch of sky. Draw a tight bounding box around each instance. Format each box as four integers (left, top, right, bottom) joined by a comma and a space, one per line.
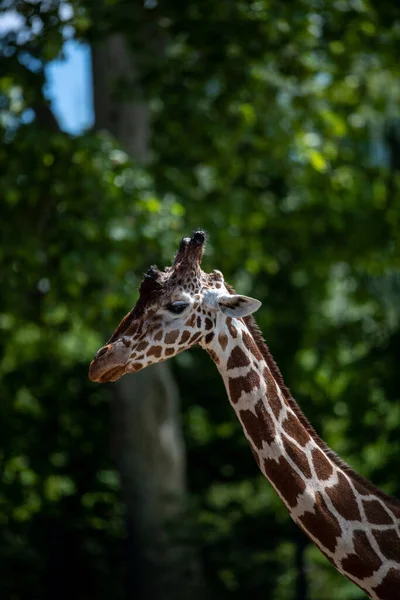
45, 40, 94, 134
0, 6, 93, 134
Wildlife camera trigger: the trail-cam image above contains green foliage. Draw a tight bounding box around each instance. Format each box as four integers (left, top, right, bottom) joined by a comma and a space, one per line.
0, 124, 185, 599
1, 0, 400, 598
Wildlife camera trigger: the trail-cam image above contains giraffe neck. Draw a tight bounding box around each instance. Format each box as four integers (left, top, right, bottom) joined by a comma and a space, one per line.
202, 315, 400, 600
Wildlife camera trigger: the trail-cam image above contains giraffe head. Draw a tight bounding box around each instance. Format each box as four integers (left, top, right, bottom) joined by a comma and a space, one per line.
89, 231, 261, 383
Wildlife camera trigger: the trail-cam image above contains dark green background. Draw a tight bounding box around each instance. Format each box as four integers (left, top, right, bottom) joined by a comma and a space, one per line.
1, 1, 399, 598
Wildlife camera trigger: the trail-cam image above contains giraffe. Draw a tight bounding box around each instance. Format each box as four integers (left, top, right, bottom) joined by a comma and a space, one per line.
89, 230, 400, 599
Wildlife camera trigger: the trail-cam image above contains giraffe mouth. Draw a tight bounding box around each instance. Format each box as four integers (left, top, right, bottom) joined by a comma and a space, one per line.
99, 366, 126, 383
88, 361, 126, 383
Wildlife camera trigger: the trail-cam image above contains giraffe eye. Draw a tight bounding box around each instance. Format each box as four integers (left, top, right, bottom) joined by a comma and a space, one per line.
166, 301, 189, 315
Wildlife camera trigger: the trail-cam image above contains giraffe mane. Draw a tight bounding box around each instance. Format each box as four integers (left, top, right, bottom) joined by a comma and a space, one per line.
107, 276, 163, 344
244, 314, 400, 511
224, 283, 400, 510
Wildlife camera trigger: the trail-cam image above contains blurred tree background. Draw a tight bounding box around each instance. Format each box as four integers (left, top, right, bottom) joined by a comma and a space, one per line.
1, 1, 400, 599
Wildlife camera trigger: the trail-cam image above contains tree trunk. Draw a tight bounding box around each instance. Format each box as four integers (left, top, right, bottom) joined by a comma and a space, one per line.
91, 32, 203, 600
92, 33, 149, 161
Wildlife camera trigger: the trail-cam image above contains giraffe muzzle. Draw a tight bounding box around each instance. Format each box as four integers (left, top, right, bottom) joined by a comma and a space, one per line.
89, 344, 128, 383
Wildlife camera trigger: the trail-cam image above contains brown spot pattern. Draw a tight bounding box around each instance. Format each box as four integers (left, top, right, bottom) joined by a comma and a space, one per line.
373, 568, 400, 600
341, 530, 381, 579
227, 346, 251, 370
226, 317, 238, 339
205, 318, 213, 330
363, 499, 394, 525
374, 529, 400, 561
351, 478, 369, 497
264, 456, 306, 508
206, 349, 220, 364
165, 348, 175, 357
185, 314, 196, 327
196, 315, 202, 328
239, 399, 275, 449
228, 369, 261, 404
218, 333, 228, 351
242, 331, 263, 360
154, 331, 163, 342
165, 330, 180, 344
147, 345, 162, 358
299, 492, 341, 552
189, 332, 202, 344
264, 367, 283, 418
282, 412, 310, 447
326, 472, 361, 521
205, 332, 214, 344
180, 330, 191, 344
135, 341, 148, 352
311, 448, 334, 481
283, 437, 312, 478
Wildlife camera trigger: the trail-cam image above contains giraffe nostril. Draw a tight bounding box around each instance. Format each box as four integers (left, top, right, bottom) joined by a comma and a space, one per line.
95, 345, 111, 360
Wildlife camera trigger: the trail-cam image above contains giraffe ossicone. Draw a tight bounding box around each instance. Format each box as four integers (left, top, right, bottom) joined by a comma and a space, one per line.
89, 230, 400, 600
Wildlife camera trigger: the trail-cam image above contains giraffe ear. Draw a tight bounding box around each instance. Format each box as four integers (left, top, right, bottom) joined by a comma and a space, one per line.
218, 295, 262, 318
